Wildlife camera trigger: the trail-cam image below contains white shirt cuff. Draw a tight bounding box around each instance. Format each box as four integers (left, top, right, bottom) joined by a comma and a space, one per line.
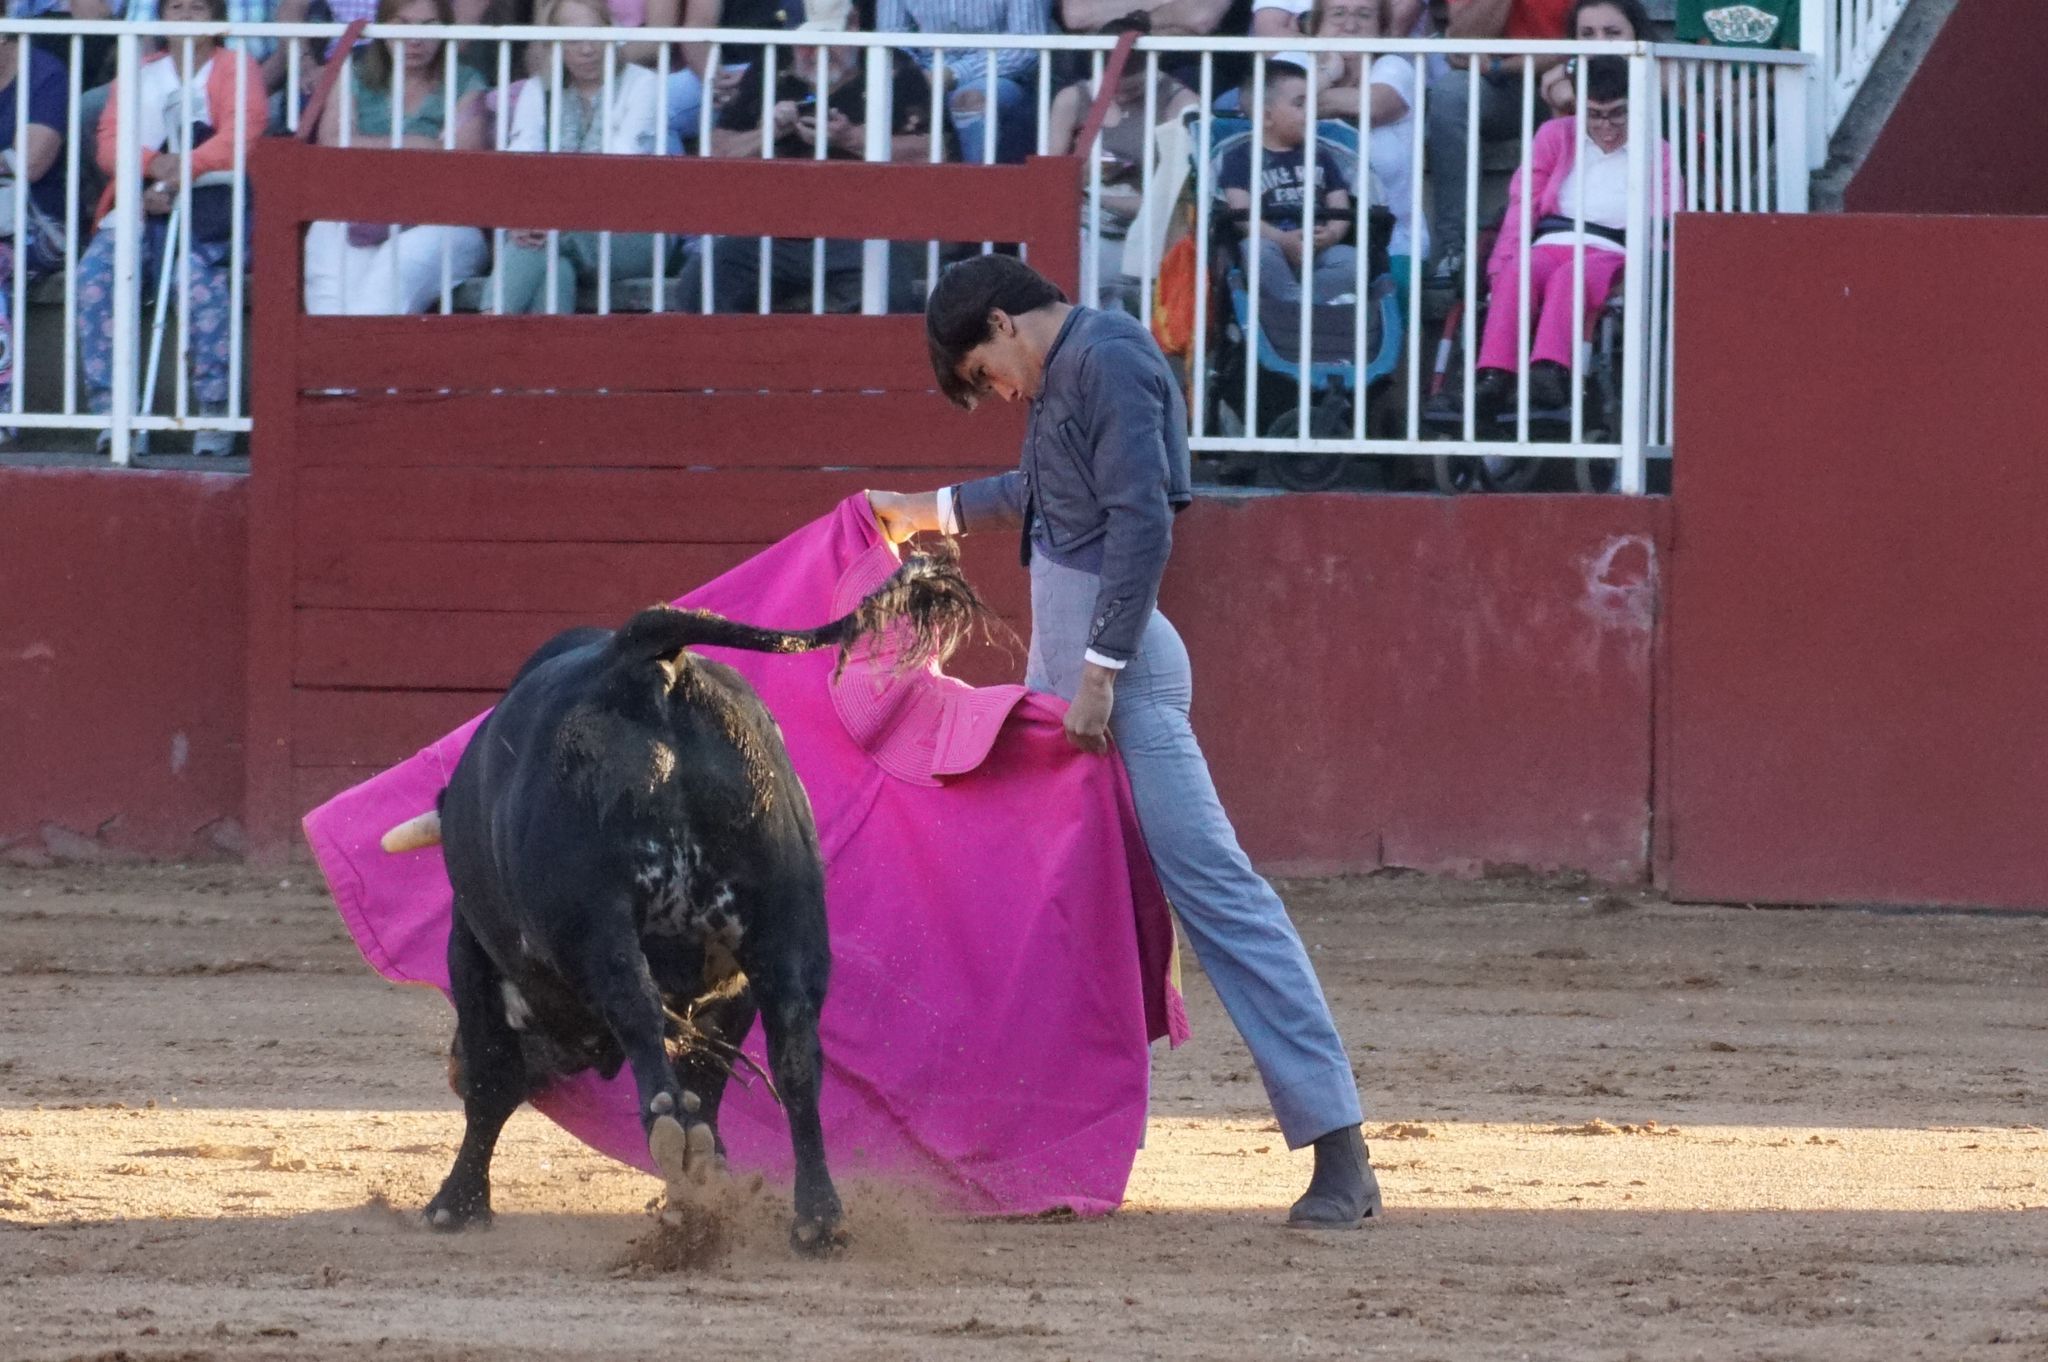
1083, 649, 1128, 671
937, 486, 961, 537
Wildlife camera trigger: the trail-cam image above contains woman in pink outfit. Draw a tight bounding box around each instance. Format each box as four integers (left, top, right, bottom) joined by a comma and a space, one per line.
1472, 54, 1679, 416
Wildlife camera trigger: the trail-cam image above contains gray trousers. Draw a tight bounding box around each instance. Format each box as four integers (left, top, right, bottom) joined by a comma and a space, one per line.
1424, 67, 1532, 267
1026, 553, 1364, 1148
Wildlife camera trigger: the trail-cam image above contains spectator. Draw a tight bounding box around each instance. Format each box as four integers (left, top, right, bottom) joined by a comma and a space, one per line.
1043, 16, 1196, 316
1676, 0, 1797, 48
1249, 0, 1416, 39
494, 0, 662, 313
1467, 55, 1676, 415
706, 0, 934, 311
1218, 60, 1357, 304
1299, 0, 1427, 295
74, 0, 264, 453
1540, 0, 1648, 116
666, 0, 797, 153
876, 0, 1046, 164
302, 0, 491, 315
1423, 0, 1571, 289
124, 0, 318, 108
0, 28, 69, 417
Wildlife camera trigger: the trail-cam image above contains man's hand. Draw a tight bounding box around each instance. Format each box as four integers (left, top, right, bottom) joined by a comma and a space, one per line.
142, 183, 174, 217
1275, 227, 1305, 267
713, 65, 747, 108
866, 489, 943, 544
509, 228, 548, 249
1064, 664, 1116, 754
772, 99, 802, 137
951, 87, 986, 116
1312, 219, 1347, 250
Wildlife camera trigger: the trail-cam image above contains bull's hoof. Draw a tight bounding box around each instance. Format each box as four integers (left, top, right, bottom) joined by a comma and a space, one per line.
649, 1113, 719, 1196
423, 1191, 493, 1233
789, 1214, 848, 1258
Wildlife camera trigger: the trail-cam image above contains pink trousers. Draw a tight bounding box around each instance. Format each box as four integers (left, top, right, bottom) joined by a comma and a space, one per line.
1477, 244, 1627, 372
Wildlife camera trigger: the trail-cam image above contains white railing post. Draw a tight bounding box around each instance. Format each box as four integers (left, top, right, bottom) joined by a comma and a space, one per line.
1799, 0, 1831, 168
1774, 59, 1811, 212
861, 45, 892, 316
107, 30, 143, 465
1617, 51, 1652, 496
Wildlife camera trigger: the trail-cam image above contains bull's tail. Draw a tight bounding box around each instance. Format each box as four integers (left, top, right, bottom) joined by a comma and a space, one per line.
612, 545, 995, 680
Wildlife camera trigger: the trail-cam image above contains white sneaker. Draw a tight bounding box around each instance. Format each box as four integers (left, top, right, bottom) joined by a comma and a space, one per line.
192, 428, 238, 457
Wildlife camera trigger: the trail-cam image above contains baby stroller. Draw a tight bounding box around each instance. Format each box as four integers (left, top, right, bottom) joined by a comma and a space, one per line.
1199, 115, 1404, 492
1421, 211, 1635, 494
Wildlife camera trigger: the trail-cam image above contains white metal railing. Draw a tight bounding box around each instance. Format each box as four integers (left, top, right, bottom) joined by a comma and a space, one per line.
1802, 0, 1912, 163
0, 19, 1809, 492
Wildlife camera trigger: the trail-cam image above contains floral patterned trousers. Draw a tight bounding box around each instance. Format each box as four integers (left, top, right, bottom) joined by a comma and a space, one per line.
76, 214, 234, 415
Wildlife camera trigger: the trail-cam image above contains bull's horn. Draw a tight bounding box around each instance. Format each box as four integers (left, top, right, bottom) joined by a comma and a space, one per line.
380, 810, 442, 853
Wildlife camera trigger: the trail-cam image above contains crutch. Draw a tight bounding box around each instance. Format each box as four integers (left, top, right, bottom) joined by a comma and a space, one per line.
135, 198, 182, 455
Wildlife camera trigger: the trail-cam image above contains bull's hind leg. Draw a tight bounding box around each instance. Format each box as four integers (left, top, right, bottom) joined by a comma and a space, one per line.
426, 915, 527, 1231
577, 916, 715, 1194
751, 948, 845, 1256
668, 975, 758, 1175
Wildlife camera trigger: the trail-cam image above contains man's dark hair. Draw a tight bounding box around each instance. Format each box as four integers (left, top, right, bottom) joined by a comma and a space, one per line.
925, 254, 1067, 408
1585, 55, 1630, 105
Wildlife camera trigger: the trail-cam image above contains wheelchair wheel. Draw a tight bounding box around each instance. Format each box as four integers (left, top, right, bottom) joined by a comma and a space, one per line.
1262, 403, 1358, 492
1430, 452, 1546, 495
1574, 458, 1619, 493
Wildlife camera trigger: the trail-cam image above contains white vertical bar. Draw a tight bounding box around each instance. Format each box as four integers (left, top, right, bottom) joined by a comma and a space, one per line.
1736, 62, 1754, 213
1460, 59, 1480, 443
1350, 48, 1370, 442
1568, 63, 1587, 448
62, 35, 82, 415
1083, 50, 1102, 307
1137, 50, 1157, 326
598, 42, 616, 316
925, 48, 943, 300
547, 42, 563, 313
1653, 56, 1675, 449
980, 46, 995, 254
1244, 57, 1263, 436
1717, 62, 1734, 211
860, 45, 890, 315
493, 40, 509, 314
11, 38, 31, 418
228, 47, 248, 420
811, 45, 827, 316
1402, 52, 1424, 441
756, 44, 774, 315
109, 32, 143, 463
1618, 54, 1650, 495
287, 36, 302, 135
1036, 48, 1051, 154
1295, 54, 1315, 436
175, 37, 193, 420
1774, 60, 1810, 212
1191, 52, 1211, 440
1514, 59, 1534, 446
700, 40, 718, 313
653, 40, 670, 314
439, 42, 455, 314
389, 41, 405, 315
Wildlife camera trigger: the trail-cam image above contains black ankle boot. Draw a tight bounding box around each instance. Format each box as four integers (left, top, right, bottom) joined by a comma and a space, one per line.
1287, 1125, 1383, 1229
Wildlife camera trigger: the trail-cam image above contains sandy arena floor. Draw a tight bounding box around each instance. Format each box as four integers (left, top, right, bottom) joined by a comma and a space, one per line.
1, 864, 2043, 1361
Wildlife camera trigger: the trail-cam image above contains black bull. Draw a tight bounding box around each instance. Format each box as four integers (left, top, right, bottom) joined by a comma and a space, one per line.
381, 553, 986, 1255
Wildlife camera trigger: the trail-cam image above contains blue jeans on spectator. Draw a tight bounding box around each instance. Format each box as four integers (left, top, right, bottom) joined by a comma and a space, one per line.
951, 73, 1035, 164
665, 67, 706, 154
1025, 553, 1365, 1149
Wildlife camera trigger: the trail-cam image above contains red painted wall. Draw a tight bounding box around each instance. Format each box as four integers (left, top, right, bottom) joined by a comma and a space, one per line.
1844, 0, 2048, 214
0, 466, 1663, 879
0, 466, 249, 861
1165, 494, 1664, 880
1668, 213, 2048, 909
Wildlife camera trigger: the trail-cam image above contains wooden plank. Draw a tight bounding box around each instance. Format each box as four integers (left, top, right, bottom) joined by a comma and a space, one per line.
293, 688, 496, 768
294, 467, 1000, 545
295, 313, 945, 396
297, 608, 596, 690
260, 139, 1085, 244
297, 539, 768, 613
293, 391, 1014, 471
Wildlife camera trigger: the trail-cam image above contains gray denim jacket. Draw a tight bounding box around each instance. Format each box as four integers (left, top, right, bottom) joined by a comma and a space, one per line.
953, 307, 1193, 664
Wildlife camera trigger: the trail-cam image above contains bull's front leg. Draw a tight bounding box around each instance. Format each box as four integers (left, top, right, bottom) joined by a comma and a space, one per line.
426, 915, 527, 1231
757, 960, 845, 1256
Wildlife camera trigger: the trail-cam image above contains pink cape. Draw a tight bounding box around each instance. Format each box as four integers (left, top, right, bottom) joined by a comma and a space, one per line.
304, 496, 1188, 1217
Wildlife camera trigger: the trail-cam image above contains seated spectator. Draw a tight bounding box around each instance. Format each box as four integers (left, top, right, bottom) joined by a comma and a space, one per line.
666, 0, 796, 153
1540, 0, 1648, 117
495, 0, 662, 313
1249, 0, 1416, 38
0, 27, 69, 417
1218, 60, 1357, 304
1676, 0, 1798, 48
74, 0, 263, 453
877, 0, 1046, 164
1468, 55, 1677, 415
1299, 0, 1427, 295
706, 0, 934, 311
302, 0, 491, 315
1424, 0, 1571, 289
1043, 16, 1196, 316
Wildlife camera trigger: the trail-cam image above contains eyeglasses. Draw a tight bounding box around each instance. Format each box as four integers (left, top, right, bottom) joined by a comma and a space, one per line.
1585, 104, 1629, 126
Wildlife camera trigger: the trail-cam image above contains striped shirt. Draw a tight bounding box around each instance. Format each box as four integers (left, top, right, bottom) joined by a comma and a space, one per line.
121, 0, 285, 63
874, 0, 1046, 86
